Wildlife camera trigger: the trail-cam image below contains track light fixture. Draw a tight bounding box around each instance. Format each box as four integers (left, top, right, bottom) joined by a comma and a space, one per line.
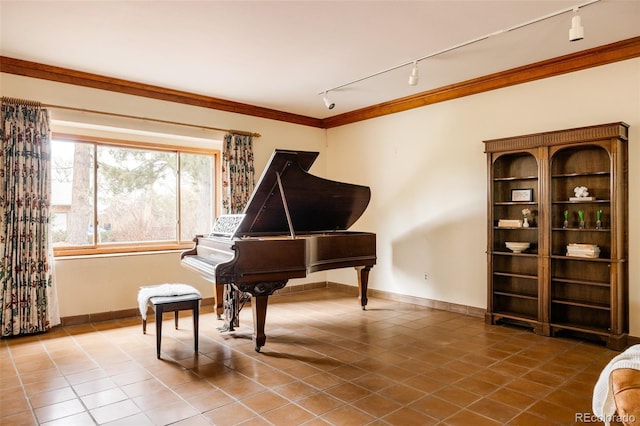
408, 61, 419, 86
318, 0, 599, 103
569, 8, 584, 42
323, 91, 335, 110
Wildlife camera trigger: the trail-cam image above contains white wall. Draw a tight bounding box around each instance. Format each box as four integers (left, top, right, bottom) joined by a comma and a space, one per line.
326, 58, 640, 336
2, 58, 639, 337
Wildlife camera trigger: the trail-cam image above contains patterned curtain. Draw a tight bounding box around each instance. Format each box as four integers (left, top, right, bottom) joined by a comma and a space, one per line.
0, 98, 59, 336
221, 133, 255, 214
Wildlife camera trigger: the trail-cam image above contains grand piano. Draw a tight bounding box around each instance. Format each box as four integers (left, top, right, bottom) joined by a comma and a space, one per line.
181, 149, 376, 352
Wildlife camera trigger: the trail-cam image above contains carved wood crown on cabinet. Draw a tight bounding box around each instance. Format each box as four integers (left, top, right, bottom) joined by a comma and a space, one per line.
484, 122, 629, 350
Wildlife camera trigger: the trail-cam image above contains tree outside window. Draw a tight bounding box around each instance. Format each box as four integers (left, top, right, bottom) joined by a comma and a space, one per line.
51, 136, 216, 254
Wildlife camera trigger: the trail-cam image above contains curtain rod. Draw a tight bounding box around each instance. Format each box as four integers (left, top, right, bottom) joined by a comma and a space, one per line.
1, 96, 42, 107
44, 103, 261, 138
1, 97, 261, 138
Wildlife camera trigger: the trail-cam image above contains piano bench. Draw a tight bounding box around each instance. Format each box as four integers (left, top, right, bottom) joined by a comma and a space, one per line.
142, 293, 202, 359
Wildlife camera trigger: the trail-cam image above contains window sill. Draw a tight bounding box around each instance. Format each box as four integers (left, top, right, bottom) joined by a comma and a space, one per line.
53, 243, 194, 258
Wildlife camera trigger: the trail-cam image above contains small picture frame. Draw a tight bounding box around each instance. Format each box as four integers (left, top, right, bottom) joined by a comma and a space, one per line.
511, 188, 533, 202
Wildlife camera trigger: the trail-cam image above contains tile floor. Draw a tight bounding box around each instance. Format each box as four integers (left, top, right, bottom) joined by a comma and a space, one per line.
0, 288, 623, 425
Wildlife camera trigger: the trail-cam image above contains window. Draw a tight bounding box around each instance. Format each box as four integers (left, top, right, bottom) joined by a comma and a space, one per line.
51, 134, 218, 255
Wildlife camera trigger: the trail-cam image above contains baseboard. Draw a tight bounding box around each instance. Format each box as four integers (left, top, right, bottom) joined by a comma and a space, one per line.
60, 283, 637, 346
272, 281, 329, 295
60, 297, 216, 326
628, 335, 640, 346
59, 283, 328, 325
54, 283, 509, 325
325, 281, 486, 318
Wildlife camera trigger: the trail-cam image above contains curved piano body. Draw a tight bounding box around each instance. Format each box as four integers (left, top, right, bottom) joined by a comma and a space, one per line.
181, 149, 376, 352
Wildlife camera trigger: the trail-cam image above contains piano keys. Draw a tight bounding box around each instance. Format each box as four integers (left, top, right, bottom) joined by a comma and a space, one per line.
181, 149, 376, 352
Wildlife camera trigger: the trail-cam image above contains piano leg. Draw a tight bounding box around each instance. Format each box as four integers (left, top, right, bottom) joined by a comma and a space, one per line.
356, 266, 372, 310
214, 284, 224, 319
251, 295, 269, 352
237, 280, 287, 352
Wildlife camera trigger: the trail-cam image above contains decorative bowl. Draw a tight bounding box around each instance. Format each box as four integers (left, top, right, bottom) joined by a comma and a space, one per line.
505, 242, 530, 253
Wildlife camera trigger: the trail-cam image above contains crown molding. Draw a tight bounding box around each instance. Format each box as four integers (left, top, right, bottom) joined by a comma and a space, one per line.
323, 36, 640, 128
0, 56, 324, 128
2, 36, 639, 129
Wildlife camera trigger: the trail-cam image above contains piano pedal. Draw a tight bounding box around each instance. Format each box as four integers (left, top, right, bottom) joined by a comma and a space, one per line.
238, 292, 251, 311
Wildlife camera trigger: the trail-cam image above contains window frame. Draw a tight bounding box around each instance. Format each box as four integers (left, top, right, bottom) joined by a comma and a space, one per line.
51, 132, 220, 257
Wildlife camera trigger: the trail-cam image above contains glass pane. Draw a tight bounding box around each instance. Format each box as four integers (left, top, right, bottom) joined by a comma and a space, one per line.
180, 152, 215, 241
51, 140, 95, 246
97, 146, 177, 243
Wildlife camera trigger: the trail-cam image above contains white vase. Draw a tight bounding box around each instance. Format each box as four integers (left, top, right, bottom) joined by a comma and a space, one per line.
523, 217, 529, 228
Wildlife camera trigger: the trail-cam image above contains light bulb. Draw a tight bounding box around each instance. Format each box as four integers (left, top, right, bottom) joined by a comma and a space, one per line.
408, 61, 419, 86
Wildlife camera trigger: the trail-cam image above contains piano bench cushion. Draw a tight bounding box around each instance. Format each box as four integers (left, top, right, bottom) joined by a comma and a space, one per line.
149, 293, 202, 305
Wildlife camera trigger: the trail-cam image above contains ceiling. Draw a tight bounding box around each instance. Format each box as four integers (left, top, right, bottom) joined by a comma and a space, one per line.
1, 1, 639, 120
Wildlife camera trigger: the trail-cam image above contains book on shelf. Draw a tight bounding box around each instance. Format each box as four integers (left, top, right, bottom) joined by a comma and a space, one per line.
566, 243, 600, 258
569, 196, 596, 201
498, 219, 522, 228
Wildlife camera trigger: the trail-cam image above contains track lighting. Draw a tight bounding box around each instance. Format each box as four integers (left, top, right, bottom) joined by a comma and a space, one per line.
318, 0, 599, 102
323, 92, 335, 110
569, 8, 584, 42
408, 61, 419, 86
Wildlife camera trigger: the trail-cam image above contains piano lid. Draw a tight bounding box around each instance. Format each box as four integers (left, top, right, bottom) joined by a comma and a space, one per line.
233, 149, 371, 237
